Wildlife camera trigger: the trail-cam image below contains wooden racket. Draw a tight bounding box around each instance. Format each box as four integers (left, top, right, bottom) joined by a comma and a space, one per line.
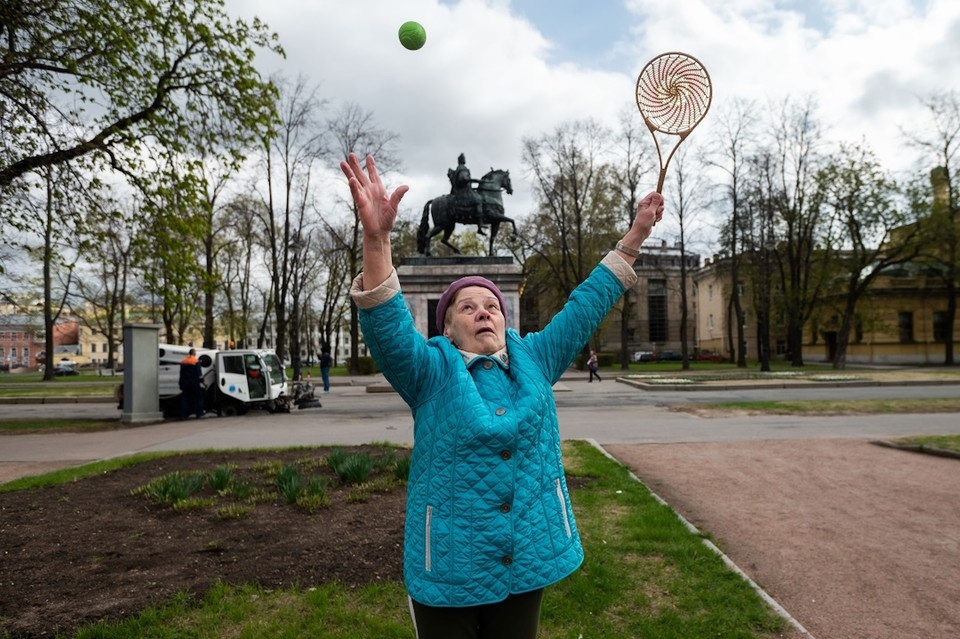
635, 52, 713, 192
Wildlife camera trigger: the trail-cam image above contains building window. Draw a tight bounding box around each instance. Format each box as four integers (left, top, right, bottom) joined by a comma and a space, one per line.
898, 312, 913, 343
707, 313, 714, 330
933, 311, 947, 343
648, 279, 667, 343
91, 343, 97, 353
707, 285, 713, 302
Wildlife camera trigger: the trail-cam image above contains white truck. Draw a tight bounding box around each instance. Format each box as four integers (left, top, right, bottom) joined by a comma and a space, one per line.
152, 344, 292, 417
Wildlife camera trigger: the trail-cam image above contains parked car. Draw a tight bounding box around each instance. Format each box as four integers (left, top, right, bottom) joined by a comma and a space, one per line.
53, 364, 79, 376
655, 351, 682, 361
631, 351, 654, 362
696, 350, 726, 362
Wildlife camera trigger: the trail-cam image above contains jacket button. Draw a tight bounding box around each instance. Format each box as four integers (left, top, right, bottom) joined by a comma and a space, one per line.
483, 360, 494, 369
500, 503, 511, 513
502, 556, 513, 566
500, 450, 511, 461
495, 407, 506, 416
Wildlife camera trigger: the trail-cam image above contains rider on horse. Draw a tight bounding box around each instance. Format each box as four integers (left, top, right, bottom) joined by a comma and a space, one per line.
447, 153, 487, 234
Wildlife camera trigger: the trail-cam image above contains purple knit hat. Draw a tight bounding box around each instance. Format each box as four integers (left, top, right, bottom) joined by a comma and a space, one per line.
436, 276, 506, 334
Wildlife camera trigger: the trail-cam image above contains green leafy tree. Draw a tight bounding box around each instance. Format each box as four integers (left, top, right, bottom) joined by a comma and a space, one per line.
521, 119, 620, 327
130, 161, 207, 342
905, 92, 960, 365
0, 0, 282, 194
818, 143, 920, 369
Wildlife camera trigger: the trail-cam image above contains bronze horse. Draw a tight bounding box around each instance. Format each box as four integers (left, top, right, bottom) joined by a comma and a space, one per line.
416, 168, 517, 256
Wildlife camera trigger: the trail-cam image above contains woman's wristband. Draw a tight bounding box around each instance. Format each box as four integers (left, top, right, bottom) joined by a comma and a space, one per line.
615, 240, 641, 258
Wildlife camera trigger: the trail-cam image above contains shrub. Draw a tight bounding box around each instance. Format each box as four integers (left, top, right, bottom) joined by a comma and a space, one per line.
355, 356, 379, 375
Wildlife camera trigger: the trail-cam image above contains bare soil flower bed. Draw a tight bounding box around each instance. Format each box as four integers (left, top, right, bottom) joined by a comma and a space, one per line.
0, 446, 408, 638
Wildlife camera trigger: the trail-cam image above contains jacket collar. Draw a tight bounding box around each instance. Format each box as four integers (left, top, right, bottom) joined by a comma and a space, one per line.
458, 347, 509, 370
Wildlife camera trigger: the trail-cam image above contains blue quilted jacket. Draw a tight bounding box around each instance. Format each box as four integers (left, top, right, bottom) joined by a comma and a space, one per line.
356, 258, 632, 607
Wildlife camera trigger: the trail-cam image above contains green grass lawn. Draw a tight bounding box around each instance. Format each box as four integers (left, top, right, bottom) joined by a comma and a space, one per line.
1, 442, 792, 639
892, 434, 960, 453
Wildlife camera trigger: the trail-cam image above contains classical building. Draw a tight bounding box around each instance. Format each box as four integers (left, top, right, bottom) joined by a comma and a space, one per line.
693, 254, 960, 366
625, 239, 700, 355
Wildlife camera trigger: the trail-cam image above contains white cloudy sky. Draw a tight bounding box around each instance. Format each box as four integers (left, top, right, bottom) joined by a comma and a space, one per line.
224, 0, 960, 247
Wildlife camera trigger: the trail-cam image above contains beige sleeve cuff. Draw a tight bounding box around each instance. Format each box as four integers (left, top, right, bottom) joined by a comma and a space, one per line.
602, 251, 639, 289
350, 268, 402, 309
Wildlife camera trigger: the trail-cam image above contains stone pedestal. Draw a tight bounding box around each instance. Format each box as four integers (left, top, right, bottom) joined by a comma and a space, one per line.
398, 256, 522, 338
121, 324, 164, 424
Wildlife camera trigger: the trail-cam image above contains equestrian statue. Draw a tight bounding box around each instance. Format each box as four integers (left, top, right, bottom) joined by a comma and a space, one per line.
416, 153, 517, 256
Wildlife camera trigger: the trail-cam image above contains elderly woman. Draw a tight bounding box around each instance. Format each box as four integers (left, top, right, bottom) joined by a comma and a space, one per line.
341, 153, 663, 639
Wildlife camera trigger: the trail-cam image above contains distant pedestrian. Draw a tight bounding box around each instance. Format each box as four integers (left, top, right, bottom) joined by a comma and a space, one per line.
320, 346, 332, 393
587, 350, 601, 383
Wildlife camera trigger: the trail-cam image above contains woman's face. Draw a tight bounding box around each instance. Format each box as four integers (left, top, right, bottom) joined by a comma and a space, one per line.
442, 286, 506, 355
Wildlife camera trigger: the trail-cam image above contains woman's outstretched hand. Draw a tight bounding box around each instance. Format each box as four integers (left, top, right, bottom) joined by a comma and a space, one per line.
339, 153, 409, 239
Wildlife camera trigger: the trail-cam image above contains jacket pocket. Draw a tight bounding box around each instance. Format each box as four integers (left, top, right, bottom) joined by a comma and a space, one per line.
421, 504, 468, 584
535, 477, 576, 560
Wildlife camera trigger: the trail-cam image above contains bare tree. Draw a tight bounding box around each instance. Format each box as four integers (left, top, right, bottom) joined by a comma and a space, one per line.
216, 193, 265, 349
74, 197, 132, 370
326, 102, 401, 374
610, 107, 653, 368
769, 97, 831, 366
708, 99, 758, 366
314, 221, 352, 363
668, 149, 709, 369
25, 166, 85, 379
254, 74, 328, 377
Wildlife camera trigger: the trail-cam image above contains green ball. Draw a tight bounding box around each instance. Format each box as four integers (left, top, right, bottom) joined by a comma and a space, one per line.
398, 21, 426, 51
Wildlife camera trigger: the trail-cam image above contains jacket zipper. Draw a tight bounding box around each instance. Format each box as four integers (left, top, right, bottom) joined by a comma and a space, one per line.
555, 478, 572, 538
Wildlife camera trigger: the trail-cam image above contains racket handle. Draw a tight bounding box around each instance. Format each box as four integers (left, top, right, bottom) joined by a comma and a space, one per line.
656, 168, 666, 193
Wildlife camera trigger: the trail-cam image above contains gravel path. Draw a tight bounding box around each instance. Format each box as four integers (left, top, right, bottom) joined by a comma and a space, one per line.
604, 439, 960, 639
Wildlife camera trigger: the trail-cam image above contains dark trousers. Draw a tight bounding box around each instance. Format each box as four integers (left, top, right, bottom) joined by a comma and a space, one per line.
589, 367, 601, 382
180, 386, 204, 419
410, 588, 544, 639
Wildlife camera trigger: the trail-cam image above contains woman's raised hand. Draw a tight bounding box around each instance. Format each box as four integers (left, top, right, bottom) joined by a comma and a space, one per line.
339, 153, 409, 238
